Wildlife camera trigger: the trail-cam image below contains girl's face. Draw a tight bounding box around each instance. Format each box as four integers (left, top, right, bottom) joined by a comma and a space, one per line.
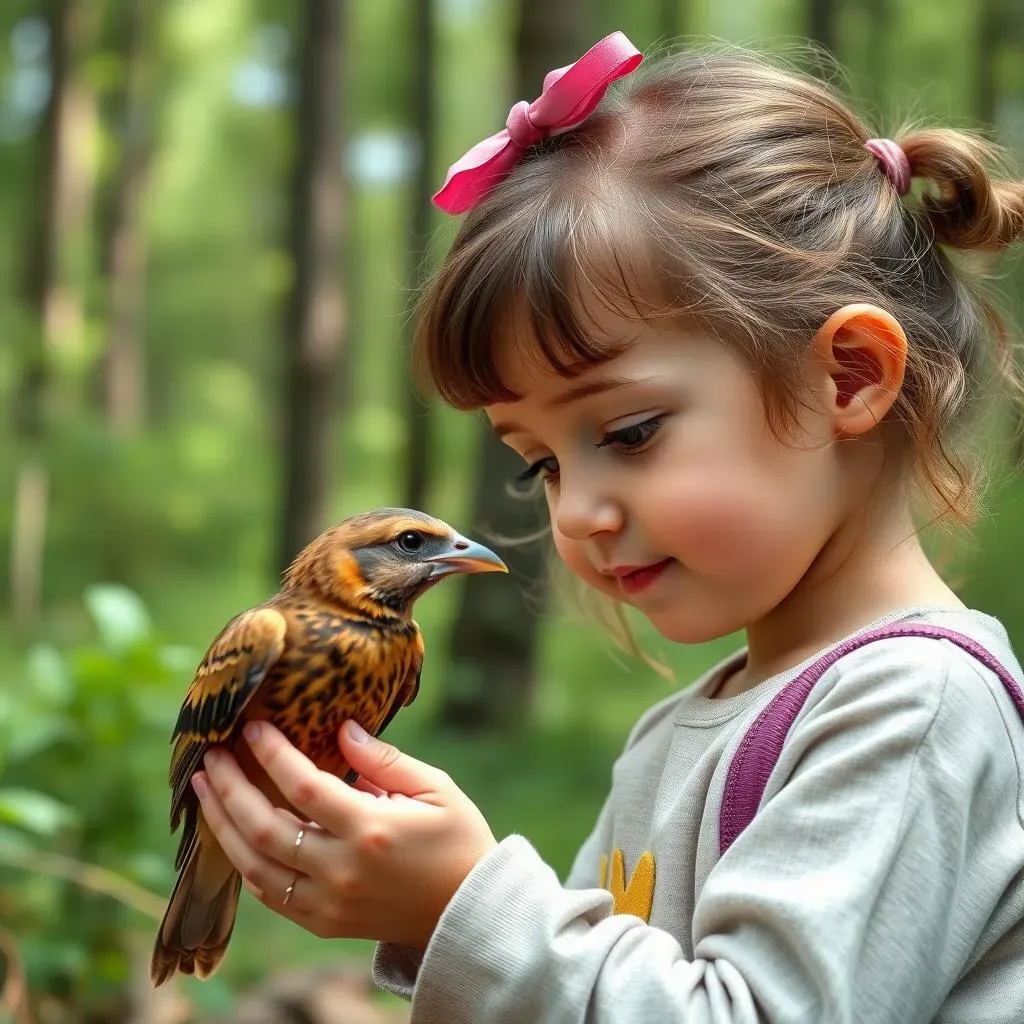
485, 311, 848, 644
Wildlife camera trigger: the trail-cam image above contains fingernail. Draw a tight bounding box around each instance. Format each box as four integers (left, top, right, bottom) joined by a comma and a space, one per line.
192, 773, 208, 798
204, 748, 222, 768
346, 720, 369, 743
243, 721, 262, 745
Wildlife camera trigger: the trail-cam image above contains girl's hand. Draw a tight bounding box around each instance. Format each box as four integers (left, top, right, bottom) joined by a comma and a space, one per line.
192, 720, 497, 950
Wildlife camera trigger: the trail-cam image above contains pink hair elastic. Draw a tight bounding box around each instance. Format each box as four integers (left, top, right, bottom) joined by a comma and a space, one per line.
865, 138, 912, 197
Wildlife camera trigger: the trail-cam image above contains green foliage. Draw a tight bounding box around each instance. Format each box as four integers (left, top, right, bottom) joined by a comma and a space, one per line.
0, 584, 194, 1010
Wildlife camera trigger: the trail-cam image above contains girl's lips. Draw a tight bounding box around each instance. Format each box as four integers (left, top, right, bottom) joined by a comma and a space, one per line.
613, 559, 672, 595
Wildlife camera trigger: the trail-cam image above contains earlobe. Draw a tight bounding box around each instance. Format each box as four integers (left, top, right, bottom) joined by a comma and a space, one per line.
813, 303, 908, 438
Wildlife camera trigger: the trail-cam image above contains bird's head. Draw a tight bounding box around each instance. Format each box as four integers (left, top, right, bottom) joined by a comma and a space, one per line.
283, 508, 508, 618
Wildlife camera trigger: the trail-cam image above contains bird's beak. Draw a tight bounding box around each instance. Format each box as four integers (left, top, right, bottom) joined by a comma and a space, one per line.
424, 536, 508, 579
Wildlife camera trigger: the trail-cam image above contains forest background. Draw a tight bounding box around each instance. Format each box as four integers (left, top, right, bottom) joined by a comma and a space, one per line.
0, 0, 1022, 1020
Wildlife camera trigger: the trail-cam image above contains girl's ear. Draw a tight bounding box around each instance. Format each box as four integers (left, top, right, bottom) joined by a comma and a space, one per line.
812, 303, 908, 437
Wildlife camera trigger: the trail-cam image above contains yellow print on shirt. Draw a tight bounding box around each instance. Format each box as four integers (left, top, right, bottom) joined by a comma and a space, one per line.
598, 848, 655, 922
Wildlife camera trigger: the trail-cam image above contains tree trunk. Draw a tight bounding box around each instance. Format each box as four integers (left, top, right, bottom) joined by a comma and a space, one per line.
861, 0, 890, 119
11, 0, 91, 629
975, 0, 1002, 126
401, 0, 436, 512
437, 0, 589, 734
276, 0, 347, 574
658, 0, 684, 42
100, 0, 152, 435
807, 0, 840, 57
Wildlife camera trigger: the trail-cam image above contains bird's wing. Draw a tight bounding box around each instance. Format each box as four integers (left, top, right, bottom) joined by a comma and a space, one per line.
373, 630, 424, 742
168, 607, 287, 845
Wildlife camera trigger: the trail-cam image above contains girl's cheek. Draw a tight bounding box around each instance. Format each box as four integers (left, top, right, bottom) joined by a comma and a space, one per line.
649, 474, 798, 576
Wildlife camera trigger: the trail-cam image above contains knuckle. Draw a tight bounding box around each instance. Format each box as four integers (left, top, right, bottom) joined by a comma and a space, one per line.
356, 823, 391, 860
211, 775, 233, 802
239, 860, 267, 890
327, 864, 360, 900
291, 778, 319, 809
250, 821, 276, 851
377, 742, 401, 771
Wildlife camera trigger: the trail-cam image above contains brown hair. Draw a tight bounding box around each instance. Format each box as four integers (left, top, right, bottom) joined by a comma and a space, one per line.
415, 45, 1024, 530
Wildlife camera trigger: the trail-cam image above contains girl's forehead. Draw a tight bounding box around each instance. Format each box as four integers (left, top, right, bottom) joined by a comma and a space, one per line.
489, 291, 648, 403
489, 324, 614, 408
487, 317, 713, 417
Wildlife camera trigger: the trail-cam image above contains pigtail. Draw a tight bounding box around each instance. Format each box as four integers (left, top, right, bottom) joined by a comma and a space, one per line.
900, 129, 1024, 251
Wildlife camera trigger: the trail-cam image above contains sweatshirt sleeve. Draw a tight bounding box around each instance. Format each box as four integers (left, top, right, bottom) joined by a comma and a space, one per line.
370, 783, 616, 998
379, 640, 1024, 1023
371, 693, 659, 999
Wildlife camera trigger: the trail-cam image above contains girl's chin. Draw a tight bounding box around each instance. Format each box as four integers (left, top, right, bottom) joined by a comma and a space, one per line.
640, 602, 747, 646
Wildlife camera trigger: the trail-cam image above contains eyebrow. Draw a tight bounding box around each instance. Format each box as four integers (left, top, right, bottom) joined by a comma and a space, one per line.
491, 375, 651, 439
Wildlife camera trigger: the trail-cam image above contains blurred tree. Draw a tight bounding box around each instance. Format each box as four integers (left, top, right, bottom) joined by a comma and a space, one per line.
276, 0, 348, 573
658, 0, 685, 42
976, 0, 999, 126
808, 0, 840, 57
437, 0, 590, 734
975, 0, 1022, 127
11, 0, 96, 628
861, 0, 890, 119
401, 0, 436, 512
96, 0, 157, 435
977, 0, 1024, 467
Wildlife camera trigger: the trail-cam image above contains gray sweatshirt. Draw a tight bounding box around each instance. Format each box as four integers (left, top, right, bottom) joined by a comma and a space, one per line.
373, 606, 1024, 1022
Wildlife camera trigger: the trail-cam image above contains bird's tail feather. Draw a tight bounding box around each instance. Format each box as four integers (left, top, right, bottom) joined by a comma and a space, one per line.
150, 834, 240, 987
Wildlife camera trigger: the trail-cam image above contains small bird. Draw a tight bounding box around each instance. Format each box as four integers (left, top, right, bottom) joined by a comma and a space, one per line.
151, 508, 507, 987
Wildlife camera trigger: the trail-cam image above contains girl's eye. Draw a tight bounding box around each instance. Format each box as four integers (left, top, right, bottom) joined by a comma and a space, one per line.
514, 455, 560, 484
595, 416, 663, 452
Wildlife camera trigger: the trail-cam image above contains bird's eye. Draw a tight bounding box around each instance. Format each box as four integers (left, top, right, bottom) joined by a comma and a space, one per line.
396, 531, 425, 553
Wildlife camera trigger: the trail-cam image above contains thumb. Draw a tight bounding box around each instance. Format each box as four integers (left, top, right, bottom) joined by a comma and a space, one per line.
338, 720, 449, 799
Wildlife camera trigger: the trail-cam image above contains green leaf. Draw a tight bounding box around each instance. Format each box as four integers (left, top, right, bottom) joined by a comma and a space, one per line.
26, 643, 74, 705
0, 824, 36, 855
158, 644, 201, 675
84, 584, 152, 652
0, 788, 78, 836
6, 715, 75, 763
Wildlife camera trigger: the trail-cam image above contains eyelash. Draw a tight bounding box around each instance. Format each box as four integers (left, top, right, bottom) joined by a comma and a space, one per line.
514, 416, 664, 484
515, 456, 559, 485
594, 415, 664, 452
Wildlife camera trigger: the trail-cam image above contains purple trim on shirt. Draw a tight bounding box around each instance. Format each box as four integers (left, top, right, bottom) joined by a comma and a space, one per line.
718, 623, 1024, 856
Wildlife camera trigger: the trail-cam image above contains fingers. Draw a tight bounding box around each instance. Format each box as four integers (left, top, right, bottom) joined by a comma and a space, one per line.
350, 775, 388, 798
240, 721, 373, 831
240, 875, 342, 940
338, 720, 451, 800
200, 747, 319, 865
192, 770, 316, 916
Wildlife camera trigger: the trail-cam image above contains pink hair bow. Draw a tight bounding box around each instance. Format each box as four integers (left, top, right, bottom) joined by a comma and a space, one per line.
432, 31, 643, 215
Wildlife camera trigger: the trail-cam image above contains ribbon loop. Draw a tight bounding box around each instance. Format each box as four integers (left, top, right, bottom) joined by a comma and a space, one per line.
433, 31, 643, 215
506, 100, 543, 149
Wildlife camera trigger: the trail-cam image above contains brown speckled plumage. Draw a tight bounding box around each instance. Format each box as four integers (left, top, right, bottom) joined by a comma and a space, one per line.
151, 509, 506, 987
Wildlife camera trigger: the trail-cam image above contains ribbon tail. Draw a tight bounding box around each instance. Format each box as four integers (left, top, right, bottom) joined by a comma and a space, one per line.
432, 137, 524, 214
533, 32, 643, 127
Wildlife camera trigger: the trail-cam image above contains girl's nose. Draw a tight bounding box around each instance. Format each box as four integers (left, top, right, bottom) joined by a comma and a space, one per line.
554, 475, 624, 540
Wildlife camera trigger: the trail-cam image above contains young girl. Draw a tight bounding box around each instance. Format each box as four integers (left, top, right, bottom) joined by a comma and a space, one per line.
192, 34, 1024, 1022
